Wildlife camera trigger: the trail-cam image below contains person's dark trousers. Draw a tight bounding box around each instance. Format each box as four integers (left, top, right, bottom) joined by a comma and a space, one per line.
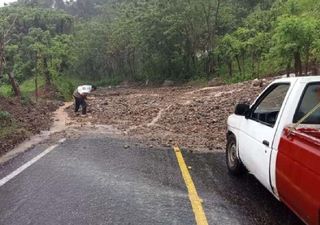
74, 96, 87, 115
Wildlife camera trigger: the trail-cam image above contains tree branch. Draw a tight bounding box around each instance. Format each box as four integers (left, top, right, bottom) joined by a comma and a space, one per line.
3, 15, 17, 41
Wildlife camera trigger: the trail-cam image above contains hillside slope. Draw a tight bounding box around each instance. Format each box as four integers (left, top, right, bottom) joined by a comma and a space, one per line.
0, 98, 59, 155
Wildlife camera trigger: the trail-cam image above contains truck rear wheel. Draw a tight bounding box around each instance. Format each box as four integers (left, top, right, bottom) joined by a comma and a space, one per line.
226, 134, 245, 176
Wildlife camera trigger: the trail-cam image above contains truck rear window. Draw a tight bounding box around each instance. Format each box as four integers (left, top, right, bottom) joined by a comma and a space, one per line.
294, 82, 320, 124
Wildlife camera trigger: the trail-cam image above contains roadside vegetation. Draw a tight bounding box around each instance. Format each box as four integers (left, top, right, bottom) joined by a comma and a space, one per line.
0, 0, 320, 101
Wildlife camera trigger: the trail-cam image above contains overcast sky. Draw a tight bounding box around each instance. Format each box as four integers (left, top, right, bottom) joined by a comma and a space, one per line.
0, 0, 17, 7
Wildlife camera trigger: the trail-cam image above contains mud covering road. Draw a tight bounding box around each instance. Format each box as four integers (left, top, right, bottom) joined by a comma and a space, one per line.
0, 132, 302, 225
67, 79, 269, 151
0, 97, 60, 156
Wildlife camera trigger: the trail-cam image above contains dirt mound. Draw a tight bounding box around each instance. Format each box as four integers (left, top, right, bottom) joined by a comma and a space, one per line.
67, 79, 270, 151
0, 97, 59, 155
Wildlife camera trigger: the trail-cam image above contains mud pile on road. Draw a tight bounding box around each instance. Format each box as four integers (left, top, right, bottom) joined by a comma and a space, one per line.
67, 79, 270, 151
0, 97, 59, 155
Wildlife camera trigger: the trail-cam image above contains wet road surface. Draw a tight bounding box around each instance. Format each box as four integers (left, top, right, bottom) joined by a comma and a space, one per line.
0, 134, 303, 225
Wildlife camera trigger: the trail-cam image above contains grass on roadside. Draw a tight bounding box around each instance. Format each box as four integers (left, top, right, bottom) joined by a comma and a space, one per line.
21, 76, 45, 94
0, 77, 45, 97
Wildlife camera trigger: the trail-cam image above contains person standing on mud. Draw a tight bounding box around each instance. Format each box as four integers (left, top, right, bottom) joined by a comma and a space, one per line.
73, 85, 97, 115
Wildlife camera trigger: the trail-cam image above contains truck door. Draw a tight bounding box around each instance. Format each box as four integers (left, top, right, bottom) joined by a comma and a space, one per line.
239, 83, 290, 192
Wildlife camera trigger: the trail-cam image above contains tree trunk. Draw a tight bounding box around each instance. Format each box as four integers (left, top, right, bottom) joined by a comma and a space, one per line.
242, 52, 245, 76
131, 48, 136, 77
236, 56, 242, 75
8, 71, 21, 97
228, 61, 233, 77
305, 51, 310, 76
202, 0, 220, 77
43, 57, 51, 90
35, 72, 38, 102
257, 60, 260, 77
294, 51, 302, 76
251, 53, 255, 76
310, 58, 318, 75
0, 42, 4, 78
214, 0, 221, 32
191, 54, 196, 75
213, 0, 221, 74
127, 48, 136, 80
286, 63, 290, 77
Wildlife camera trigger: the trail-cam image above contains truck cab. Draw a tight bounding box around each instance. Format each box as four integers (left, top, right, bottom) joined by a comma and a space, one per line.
226, 76, 320, 224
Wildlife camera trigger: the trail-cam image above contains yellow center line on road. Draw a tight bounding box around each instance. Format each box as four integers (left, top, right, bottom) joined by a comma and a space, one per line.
173, 146, 209, 225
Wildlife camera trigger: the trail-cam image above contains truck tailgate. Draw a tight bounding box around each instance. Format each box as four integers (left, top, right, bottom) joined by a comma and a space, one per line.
276, 127, 320, 225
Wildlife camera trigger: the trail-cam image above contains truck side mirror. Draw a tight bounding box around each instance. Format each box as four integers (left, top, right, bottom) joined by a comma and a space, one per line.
235, 103, 250, 116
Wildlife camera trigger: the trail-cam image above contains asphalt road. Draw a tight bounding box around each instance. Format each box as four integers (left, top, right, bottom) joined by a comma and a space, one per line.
0, 134, 303, 225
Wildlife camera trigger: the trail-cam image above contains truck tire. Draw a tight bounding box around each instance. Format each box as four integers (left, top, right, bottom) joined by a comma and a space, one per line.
226, 134, 245, 176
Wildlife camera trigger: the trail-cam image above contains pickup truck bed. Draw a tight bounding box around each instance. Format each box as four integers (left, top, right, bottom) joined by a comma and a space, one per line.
276, 127, 320, 225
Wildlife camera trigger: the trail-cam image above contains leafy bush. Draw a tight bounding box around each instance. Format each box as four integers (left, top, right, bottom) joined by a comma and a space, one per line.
20, 77, 45, 95
52, 75, 75, 101
95, 76, 123, 87
0, 85, 13, 97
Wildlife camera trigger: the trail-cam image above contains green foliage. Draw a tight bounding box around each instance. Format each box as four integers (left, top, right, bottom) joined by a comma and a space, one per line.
95, 76, 123, 87
0, 77, 45, 97
1, 0, 320, 94
270, 14, 320, 74
20, 76, 45, 93
0, 5, 74, 98
0, 85, 12, 97
52, 75, 75, 100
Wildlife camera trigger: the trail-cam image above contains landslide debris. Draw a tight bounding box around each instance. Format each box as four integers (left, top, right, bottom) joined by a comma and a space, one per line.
0, 97, 59, 155
67, 79, 270, 151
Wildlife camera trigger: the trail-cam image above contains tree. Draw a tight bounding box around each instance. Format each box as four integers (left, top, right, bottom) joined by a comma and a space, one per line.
0, 12, 21, 96
0, 6, 74, 98
271, 15, 319, 76
216, 34, 241, 77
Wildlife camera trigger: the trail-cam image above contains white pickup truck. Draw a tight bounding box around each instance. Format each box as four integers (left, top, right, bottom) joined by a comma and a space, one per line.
226, 76, 320, 225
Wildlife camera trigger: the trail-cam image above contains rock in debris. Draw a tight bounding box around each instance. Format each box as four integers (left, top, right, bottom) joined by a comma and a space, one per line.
252, 79, 260, 87
162, 80, 175, 87
252, 79, 265, 87
208, 78, 224, 87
